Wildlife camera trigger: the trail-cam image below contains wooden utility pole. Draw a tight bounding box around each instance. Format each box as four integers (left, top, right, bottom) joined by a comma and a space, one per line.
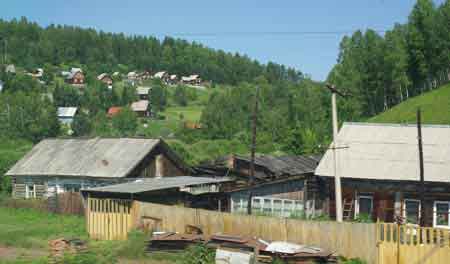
326, 84, 345, 222
247, 85, 259, 215
417, 108, 426, 226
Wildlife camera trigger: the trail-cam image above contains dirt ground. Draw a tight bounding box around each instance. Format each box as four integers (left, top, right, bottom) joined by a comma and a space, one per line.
0, 246, 47, 261
0, 246, 174, 264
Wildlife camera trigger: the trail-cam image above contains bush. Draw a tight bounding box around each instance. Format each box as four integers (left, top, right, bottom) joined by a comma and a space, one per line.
339, 256, 367, 264
180, 244, 215, 264
115, 229, 147, 259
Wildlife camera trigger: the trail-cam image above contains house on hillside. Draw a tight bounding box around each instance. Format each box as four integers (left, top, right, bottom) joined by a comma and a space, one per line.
181, 75, 201, 85
27, 68, 44, 79
64, 68, 85, 85
136, 86, 151, 100
153, 71, 169, 81
195, 154, 322, 216
315, 122, 450, 227
6, 138, 191, 199
107, 106, 122, 118
97, 73, 113, 86
131, 100, 150, 117
5, 64, 16, 74
57, 107, 78, 125
169, 74, 178, 85
127, 71, 137, 80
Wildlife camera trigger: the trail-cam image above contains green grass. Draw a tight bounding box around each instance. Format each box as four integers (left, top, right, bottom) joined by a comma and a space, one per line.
163, 106, 203, 122
0, 206, 86, 249
369, 83, 450, 124
0, 138, 33, 193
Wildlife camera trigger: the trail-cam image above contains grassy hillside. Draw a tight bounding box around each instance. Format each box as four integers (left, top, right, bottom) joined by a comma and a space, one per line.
0, 139, 33, 193
369, 84, 450, 124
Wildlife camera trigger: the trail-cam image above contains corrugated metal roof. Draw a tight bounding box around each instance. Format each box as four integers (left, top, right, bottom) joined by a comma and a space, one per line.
6, 138, 161, 178
57, 107, 78, 117
131, 100, 149, 112
315, 122, 450, 183
81, 176, 232, 194
136, 86, 151, 95
154, 71, 167, 78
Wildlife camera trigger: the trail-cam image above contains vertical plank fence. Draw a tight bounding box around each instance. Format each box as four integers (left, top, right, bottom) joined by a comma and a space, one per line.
378, 223, 450, 264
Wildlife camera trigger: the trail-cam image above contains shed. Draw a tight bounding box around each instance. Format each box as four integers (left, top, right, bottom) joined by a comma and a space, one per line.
136, 86, 151, 100
131, 100, 150, 117
57, 107, 78, 125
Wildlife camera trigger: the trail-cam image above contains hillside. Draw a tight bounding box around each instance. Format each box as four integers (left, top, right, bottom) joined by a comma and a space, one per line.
369, 83, 450, 124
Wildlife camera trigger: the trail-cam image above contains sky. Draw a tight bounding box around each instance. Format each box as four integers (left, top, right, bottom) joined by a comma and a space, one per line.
0, 0, 446, 81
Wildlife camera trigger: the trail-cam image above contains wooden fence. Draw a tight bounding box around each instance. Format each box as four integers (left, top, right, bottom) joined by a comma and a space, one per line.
48, 192, 84, 215
377, 223, 450, 264
86, 198, 137, 240
135, 201, 378, 263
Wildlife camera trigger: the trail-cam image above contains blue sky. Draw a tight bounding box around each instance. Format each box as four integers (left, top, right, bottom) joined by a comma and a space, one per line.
1, 0, 446, 81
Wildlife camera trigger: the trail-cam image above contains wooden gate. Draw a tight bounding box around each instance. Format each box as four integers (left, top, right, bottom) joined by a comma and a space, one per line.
378, 223, 450, 264
87, 198, 135, 240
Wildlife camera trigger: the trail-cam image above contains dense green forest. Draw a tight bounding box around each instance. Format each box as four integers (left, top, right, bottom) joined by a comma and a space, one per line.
328, 0, 450, 120
0, 17, 303, 85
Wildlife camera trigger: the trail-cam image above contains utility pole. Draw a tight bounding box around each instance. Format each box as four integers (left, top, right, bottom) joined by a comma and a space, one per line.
326, 84, 346, 222
247, 85, 259, 215
417, 108, 425, 227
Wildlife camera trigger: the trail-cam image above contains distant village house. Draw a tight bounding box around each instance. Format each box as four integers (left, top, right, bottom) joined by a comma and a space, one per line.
136, 86, 151, 100
63, 68, 85, 85
107, 106, 122, 118
57, 107, 78, 126
181, 74, 201, 85
131, 100, 150, 117
97, 73, 113, 86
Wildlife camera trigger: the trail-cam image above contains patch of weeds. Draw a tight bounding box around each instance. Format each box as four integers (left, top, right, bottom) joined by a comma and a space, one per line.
179, 244, 215, 264
115, 229, 148, 259
338, 256, 367, 264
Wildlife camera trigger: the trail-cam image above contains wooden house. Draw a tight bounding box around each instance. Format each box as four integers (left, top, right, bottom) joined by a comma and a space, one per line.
195, 154, 322, 216
97, 73, 113, 85
315, 122, 450, 227
6, 138, 191, 199
57, 107, 78, 126
153, 71, 169, 83
65, 68, 85, 85
181, 75, 201, 85
131, 100, 150, 117
136, 86, 151, 100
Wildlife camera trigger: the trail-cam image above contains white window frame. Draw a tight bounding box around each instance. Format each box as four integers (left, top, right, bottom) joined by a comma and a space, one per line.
403, 199, 421, 225
355, 194, 374, 218
25, 184, 36, 199
433, 201, 450, 229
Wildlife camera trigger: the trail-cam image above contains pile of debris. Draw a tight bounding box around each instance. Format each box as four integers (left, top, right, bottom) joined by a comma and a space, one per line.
147, 232, 337, 263
48, 238, 87, 261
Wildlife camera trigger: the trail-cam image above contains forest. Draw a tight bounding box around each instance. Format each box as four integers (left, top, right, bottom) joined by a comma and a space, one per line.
1, 0, 450, 165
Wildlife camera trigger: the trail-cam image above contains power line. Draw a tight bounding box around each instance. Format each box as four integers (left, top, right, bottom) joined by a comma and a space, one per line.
162, 29, 388, 38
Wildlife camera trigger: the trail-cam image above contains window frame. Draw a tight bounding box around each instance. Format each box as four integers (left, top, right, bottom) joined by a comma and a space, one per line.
25, 184, 36, 199
403, 199, 421, 225
355, 194, 374, 218
433, 201, 450, 229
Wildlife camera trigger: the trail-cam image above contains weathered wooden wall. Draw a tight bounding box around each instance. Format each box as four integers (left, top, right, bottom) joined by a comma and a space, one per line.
135, 201, 378, 264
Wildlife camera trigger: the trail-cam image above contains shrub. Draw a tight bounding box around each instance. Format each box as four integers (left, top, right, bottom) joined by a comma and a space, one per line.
180, 244, 215, 264
115, 229, 147, 259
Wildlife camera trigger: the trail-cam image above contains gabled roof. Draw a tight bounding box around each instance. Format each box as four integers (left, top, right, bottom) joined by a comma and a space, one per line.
107, 106, 122, 117
315, 122, 450, 183
5, 64, 15, 73
235, 154, 321, 177
136, 86, 151, 95
6, 138, 189, 178
131, 100, 149, 112
97, 73, 110, 80
81, 176, 232, 194
154, 71, 167, 78
57, 107, 78, 118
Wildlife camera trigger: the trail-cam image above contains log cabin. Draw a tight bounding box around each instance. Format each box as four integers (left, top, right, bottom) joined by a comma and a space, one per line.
315, 122, 450, 228
6, 138, 191, 199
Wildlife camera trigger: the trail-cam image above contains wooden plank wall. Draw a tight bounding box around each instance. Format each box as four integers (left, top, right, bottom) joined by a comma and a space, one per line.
135, 201, 377, 264
378, 223, 450, 264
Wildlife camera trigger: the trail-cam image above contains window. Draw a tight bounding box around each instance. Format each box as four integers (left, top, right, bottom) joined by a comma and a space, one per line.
404, 199, 420, 225
26, 184, 36, 199
356, 194, 373, 217
434, 201, 450, 228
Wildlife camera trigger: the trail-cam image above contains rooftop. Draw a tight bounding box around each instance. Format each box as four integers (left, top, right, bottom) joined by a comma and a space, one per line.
315, 122, 450, 183
81, 176, 232, 194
